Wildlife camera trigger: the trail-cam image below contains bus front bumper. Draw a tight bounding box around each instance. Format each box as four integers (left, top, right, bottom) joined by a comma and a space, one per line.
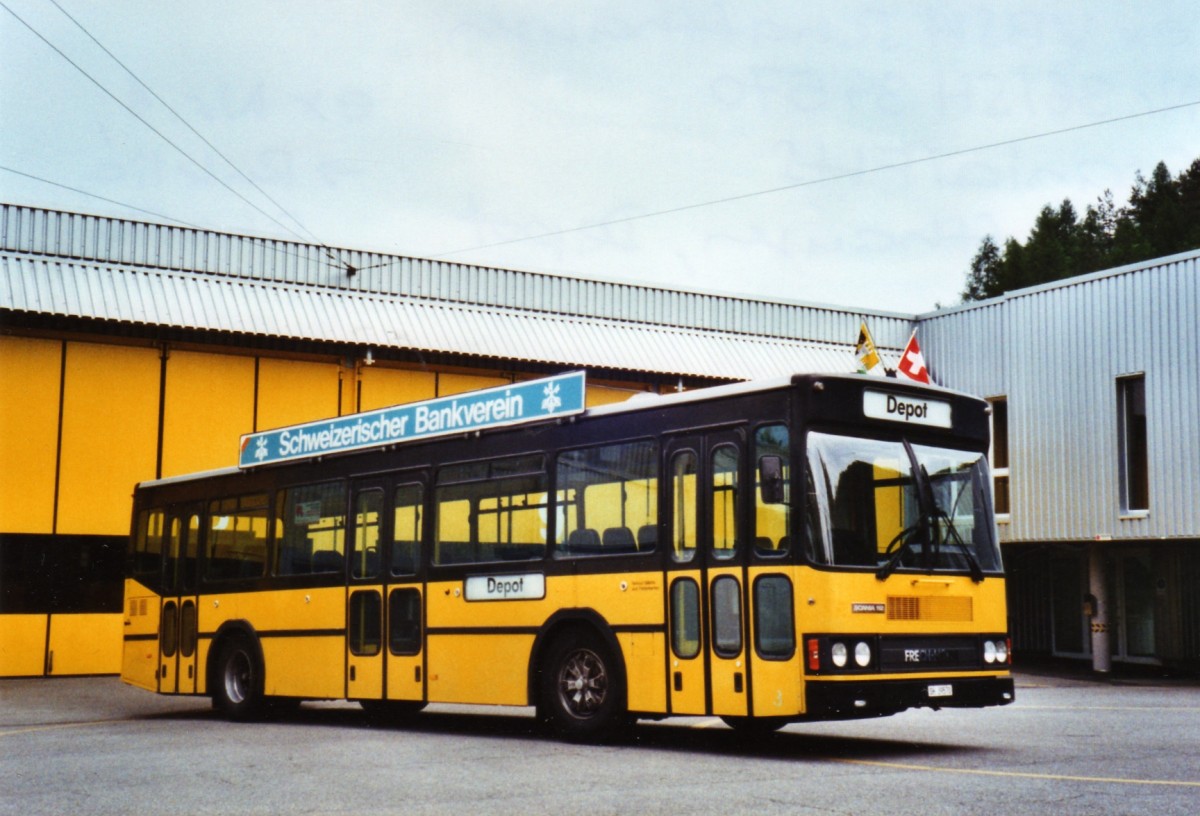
803, 675, 1015, 721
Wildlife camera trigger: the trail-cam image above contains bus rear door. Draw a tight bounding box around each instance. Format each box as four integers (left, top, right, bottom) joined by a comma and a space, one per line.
159, 505, 200, 695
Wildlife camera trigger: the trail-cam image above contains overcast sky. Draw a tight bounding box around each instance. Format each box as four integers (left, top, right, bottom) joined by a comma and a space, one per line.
2, 1, 1197, 315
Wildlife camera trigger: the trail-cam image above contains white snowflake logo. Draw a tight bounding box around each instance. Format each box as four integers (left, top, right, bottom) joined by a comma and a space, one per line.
541, 381, 562, 414
254, 436, 270, 462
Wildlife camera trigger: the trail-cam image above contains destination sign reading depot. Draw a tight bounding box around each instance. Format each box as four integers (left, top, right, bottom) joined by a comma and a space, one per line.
239, 371, 586, 468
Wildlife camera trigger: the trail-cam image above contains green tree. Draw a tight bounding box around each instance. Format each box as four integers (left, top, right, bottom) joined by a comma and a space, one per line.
961, 234, 1002, 300
961, 157, 1200, 301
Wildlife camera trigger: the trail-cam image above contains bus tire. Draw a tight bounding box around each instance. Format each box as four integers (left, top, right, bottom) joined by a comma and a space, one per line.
212, 633, 265, 721
539, 630, 626, 742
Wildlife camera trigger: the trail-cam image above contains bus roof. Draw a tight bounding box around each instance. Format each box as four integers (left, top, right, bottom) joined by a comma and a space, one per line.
137, 372, 975, 490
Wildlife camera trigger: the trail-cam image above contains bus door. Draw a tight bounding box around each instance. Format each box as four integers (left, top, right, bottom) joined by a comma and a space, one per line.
159, 504, 201, 694
384, 480, 425, 704
665, 431, 749, 718
348, 480, 386, 700
347, 477, 426, 704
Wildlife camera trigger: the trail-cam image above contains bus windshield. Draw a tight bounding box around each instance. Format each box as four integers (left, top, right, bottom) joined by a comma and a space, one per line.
805, 431, 1001, 576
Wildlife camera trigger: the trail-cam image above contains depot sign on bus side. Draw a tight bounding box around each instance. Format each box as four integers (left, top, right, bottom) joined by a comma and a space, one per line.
239, 371, 586, 468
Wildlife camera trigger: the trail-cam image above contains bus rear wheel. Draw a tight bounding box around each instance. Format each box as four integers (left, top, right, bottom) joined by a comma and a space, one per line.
212, 634, 265, 721
540, 631, 627, 742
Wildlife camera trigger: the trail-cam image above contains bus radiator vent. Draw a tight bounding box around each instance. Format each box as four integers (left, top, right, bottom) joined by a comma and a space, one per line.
887, 596, 973, 622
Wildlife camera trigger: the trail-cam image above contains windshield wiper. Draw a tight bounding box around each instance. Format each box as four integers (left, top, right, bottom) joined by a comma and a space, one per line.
929, 466, 985, 582
932, 506, 984, 583
876, 441, 985, 583
875, 521, 922, 580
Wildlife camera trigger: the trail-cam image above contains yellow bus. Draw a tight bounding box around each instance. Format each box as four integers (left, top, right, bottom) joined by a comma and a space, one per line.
122, 372, 1013, 740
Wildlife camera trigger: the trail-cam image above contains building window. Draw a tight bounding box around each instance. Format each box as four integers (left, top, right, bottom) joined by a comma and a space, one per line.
1117, 375, 1149, 513
989, 398, 1010, 518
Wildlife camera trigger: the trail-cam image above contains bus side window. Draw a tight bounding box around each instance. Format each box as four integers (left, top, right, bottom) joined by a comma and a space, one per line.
556, 440, 658, 556
710, 444, 739, 560
391, 483, 423, 576
276, 482, 347, 576
132, 508, 166, 584
205, 494, 271, 582
754, 423, 791, 557
670, 451, 698, 563
434, 455, 547, 565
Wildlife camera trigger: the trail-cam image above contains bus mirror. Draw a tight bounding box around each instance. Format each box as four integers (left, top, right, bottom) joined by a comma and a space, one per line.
759, 456, 785, 504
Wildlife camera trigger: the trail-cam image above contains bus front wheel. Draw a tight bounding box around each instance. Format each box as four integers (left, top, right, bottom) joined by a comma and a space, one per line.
212, 634, 265, 721
539, 631, 627, 742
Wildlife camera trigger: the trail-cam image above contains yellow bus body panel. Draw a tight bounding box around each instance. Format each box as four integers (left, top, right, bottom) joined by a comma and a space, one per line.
121, 581, 161, 691
202, 586, 347, 699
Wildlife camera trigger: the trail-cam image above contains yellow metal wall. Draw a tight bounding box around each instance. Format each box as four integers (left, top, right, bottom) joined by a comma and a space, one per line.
161, 351, 256, 477
256, 357, 342, 431
57, 342, 160, 535
0, 614, 48, 676
358, 366, 436, 411
0, 337, 62, 533
46, 613, 124, 675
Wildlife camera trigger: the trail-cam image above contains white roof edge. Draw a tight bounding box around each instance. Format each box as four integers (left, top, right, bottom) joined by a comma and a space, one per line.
917, 247, 1200, 320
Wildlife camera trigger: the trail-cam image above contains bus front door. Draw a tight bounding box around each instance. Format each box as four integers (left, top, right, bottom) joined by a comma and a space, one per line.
348, 478, 426, 705
159, 505, 200, 695
665, 432, 749, 719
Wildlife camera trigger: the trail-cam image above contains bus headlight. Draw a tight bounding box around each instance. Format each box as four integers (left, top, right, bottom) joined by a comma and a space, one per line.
831, 642, 848, 667
982, 638, 1010, 665
854, 641, 872, 668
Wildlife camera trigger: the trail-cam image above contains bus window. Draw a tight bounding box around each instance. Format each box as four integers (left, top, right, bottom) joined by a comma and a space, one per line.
132, 509, 165, 583
555, 440, 658, 556
670, 578, 701, 659
670, 451, 697, 563
753, 574, 795, 659
277, 482, 347, 576
348, 590, 381, 656
754, 424, 790, 556
434, 455, 547, 565
711, 575, 742, 656
805, 432, 1001, 574
205, 494, 271, 581
389, 587, 421, 655
710, 445, 739, 560
391, 483, 423, 576
352, 489, 382, 580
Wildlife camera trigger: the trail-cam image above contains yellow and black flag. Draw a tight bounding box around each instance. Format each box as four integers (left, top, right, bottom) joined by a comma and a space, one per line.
855, 322, 882, 373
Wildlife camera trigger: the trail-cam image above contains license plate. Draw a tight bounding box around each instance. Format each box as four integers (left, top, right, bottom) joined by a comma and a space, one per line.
928, 684, 954, 698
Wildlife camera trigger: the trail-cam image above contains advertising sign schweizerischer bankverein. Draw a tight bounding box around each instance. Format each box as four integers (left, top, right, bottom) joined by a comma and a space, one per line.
238, 371, 586, 469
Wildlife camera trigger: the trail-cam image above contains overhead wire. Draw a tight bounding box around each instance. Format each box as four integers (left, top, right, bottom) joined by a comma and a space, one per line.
430, 100, 1200, 260
1, 165, 205, 228
0, 0, 347, 271
0, 164, 367, 280
5, 1, 1196, 279
43, 0, 335, 262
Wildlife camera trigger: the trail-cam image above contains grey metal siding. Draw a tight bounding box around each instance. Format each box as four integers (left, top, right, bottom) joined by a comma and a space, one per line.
926, 251, 1200, 543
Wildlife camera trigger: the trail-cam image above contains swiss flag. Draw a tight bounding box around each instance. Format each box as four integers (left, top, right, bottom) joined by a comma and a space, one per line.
897, 332, 931, 384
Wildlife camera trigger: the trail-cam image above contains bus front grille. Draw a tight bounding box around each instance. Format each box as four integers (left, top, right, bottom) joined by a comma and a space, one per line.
887, 595, 973, 622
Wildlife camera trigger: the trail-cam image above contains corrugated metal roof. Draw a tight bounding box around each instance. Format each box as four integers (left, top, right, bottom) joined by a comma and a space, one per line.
0, 203, 917, 348
1, 251, 862, 380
